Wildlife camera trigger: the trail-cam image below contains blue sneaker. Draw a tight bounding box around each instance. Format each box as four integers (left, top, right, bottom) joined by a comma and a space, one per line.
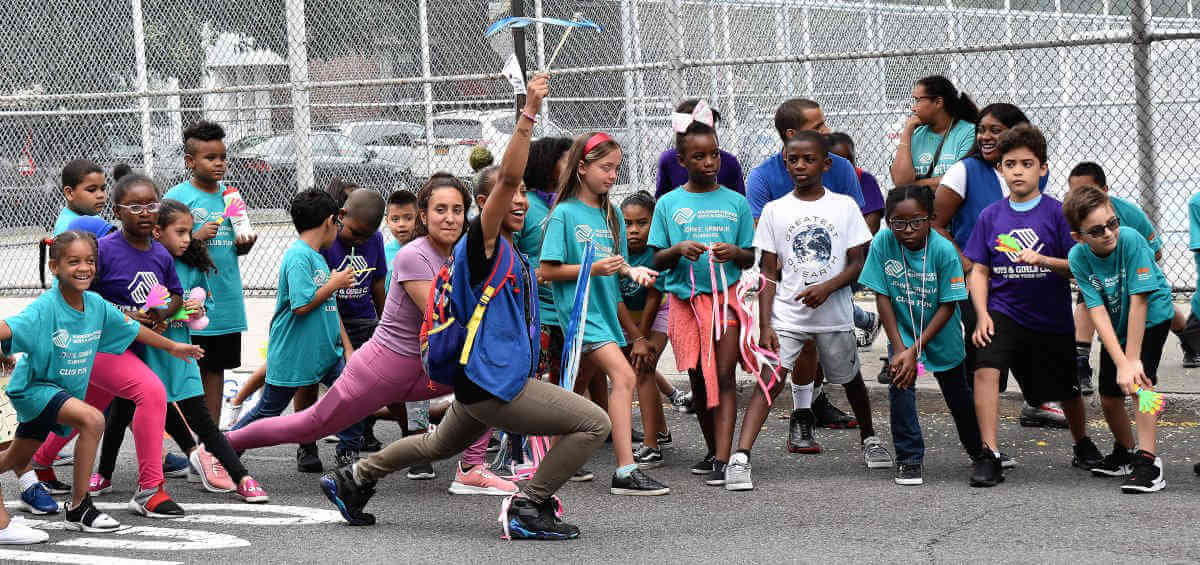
163, 453, 189, 478
20, 483, 60, 515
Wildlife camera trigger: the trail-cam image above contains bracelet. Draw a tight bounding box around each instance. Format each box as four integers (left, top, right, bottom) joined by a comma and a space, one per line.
633, 336, 648, 343
520, 110, 538, 123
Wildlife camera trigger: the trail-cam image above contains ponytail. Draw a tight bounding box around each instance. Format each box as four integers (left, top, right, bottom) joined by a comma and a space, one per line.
916, 75, 978, 123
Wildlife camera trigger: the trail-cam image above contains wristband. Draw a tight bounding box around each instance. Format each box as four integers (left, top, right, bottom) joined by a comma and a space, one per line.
520, 110, 538, 123
633, 336, 648, 343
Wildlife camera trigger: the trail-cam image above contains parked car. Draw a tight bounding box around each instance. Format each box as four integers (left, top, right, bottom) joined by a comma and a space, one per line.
335, 120, 426, 171
406, 110, 574, 180
225, 132, 416, 209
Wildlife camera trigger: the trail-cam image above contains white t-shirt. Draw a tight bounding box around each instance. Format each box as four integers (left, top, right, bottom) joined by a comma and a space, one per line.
939, 160, 1009, 199
753, 189, 873, 332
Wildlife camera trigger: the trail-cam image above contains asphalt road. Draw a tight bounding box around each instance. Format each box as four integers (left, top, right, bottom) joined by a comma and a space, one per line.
4, 381, 1200, 564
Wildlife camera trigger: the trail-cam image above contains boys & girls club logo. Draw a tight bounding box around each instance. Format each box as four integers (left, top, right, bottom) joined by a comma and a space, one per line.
191, 207, 210, 224
51, 329, 70, 349
884, 259, 905, 278
673, 208, 696, 225
313, 270, 329, 285
127, 272, 161, 304
574, 225, 593, 243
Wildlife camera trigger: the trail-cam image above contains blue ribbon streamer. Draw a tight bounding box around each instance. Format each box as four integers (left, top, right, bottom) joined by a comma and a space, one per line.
485, 16, 604, 38
559, 240, 596, 392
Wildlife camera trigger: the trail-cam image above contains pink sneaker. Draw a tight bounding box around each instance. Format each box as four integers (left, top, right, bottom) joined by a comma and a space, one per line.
188, 448, 234, 493
449, 464, 519, 496
236, 477, 269, 503
88, 473, 112, 495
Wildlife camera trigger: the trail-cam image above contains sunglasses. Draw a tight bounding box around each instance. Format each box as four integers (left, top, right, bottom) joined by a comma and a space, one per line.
117, 202, 161, 215
1083, 216, 1120, 238
889, 216, 930, 232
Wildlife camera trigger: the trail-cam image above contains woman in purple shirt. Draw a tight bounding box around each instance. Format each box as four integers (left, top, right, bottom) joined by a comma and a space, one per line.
654, 99, 745, 198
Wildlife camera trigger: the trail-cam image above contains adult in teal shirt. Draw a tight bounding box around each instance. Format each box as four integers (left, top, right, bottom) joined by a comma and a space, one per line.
891, 75, 977, 188
541, 198, 628, 347
1069, 227, 1173, 345
647, 186, 755, 298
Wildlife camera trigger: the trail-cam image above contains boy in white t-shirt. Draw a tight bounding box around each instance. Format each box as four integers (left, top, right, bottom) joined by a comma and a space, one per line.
724, 131, 891, 491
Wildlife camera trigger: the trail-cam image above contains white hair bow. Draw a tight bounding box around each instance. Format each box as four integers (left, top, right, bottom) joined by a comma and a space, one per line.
671, 100, 715, 134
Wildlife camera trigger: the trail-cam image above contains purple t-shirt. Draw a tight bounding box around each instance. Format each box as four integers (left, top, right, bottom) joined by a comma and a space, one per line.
964, 196, 1075, 334
93, 232, 183, 313
371, 236, 448, 357
319, 231, 387, 321
654, 148, 745, 199
858, 169, 885, 215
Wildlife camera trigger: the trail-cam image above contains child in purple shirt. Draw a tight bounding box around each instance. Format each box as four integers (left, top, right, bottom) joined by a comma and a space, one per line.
654, 100, 745, 198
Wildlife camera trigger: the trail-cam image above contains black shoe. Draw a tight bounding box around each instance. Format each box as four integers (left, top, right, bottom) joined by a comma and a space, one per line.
1072, 436, 1104, 470
406, 463, 436, 480
1121, 450, 1165, 493
633, 446, 664, 469
690, 453, 716, 475
812, 392, 858, 429
970, 448, 1004, 487
297, 444, 323, 473
1077, 358, 1094, 396
876, 359, 891, 384
605, 429, 645, 444
1091, 442, 1135, 477
894, 463, 923, 486
656, 431, 672, 446
360, 420, 382, 453
320, 466, 376, 526
569, 469, 594, 482
999, 453, 1016, 469
610, 469, 670, 496
504, 496, 580, 540
787, 409, 822, 454
334, 450, 359, 469
705, 460, 728, 486
1193, 461, 1200, 475
1185, 351, 1200, 369
487, 435, 502, 453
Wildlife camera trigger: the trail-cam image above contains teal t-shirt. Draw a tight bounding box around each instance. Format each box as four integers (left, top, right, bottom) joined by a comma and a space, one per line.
164, 180, 248, 336
541, 198, 628, 346
1069, 227, 1174, 344
53, 207, 83, 236
621, 248, 658, 312
858, 229, 968, 372
139, 261, 210, 402
3, 288, 140, 432
909, 120, 975, 179
267, 240, 344, 387
1110, 195, 1161, 254
1190, 192, 1200, 316
516, 192, 558, 326
384, 237, 403, 293
647, 186, 755, 299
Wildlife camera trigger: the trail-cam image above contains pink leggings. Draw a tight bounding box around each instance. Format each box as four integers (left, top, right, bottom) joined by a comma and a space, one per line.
226, 340, 490, 466
34, 351, 167, 490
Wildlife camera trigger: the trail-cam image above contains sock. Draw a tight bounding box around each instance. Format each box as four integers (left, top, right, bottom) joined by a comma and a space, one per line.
736, 448, 750, 458
791, 383, 814, 410
812, 383, 823, 399
18, 471, 38, 492
615, 463, 638, 478
1075, 341, 1091, 362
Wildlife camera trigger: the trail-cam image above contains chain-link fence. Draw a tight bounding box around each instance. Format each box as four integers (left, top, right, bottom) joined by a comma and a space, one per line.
1, 0, 1198, 294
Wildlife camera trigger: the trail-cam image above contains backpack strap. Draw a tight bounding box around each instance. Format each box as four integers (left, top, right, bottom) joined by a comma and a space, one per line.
459, 239, 517, 365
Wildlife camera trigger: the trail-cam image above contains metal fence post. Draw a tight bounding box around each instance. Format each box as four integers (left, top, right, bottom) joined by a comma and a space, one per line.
131, 0, 153, 177
621, 0, 641, 189
285, 0, 313, 192
667, 0, 685, 105
420, 0, 434, 178
1131, 0, 1158, 227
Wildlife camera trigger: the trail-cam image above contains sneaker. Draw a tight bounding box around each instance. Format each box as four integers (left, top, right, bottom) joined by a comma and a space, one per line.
128, 484, 185, 518
670, 390, 694, 413
1121, 450, 1165, 493
323, 435, 340, 443
501, 495, 579, 540
361, 424, 383, 453
486, 435, 501, 453
634, 446, 664, 469
787, 409, 822, 454
88, 473, 113, 496
236, 477, 269, 503
610, 468, 670, 496
53, 451, 74, 467
320, 466, 376, 526
569, 468, 594, 482
65, 495, 122, 532
856, 311, 882, 349
1185, 351, 1200, 369
724, 453, 753, 491
0, 518, 50, 544
20, 483, 60, 515
449, 464, 519, 496
406, 463, 436, 480
656, 431, 672, 446
1091, 442, 1135, 477
863, 436, 893, 469
969, 449, 1005, 487
876, 359, 891, 384
999, 453, 1016, 469
812, 392, 858, 429
705, 460, 728, 486
608, 429, 646, 444
1019, 402, 1068, 429
334, 450, 359, 469
162, 452, 189, 478
895, 463, 924, 486
219, 400, 242, 431
1077, 358, 1094, 396
690, 453, 716, 475
33, 464, 71, 495
1072, 436, 1105, 470
297, 444, 323, 473
188, 448, 235, 493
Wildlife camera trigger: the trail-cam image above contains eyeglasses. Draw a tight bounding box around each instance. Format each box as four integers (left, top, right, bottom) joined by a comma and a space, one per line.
333, 216, 344, 229
1083, 216, 1120, 238
889, 217, 930, 232
912, 96, 938, 104
117, 202, 161, 215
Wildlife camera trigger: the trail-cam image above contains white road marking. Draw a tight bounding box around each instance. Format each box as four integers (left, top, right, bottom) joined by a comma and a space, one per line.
0, 549, 180, 564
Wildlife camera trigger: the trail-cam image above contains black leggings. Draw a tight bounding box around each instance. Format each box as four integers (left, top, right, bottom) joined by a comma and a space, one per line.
99, 395, 248, 483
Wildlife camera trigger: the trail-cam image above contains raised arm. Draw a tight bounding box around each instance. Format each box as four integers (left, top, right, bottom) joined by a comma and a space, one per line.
481, 74, 549, 257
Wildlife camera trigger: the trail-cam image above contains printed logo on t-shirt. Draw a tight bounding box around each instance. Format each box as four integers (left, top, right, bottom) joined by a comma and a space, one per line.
573, 224, 614, 257
51, 329, 70, 349
784, 216, 839, 284
1136, 267, 1150, 281
191, 207, 209, 224
950, 276, 965, 290
1088, 274, 1104, 290
998, 228, 1044, 263
313, 270, 328, 285
336, 254, 371, 287
884, 259, 905, 278
918, 153, 933, 165
673, 208, 696, 225
619, 276, 641, 298
127, 272, 162, 305
575, 225, 592, 243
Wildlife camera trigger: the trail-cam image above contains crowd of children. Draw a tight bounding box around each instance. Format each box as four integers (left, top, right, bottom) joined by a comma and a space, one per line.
1, 71, 1197, 544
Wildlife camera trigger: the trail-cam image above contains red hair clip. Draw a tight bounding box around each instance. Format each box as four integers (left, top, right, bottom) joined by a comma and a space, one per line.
583, 132, 613, 155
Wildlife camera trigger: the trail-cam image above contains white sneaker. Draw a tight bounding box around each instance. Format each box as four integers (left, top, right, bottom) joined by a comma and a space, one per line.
724, 453, 753, 491
0, 519, 48, 544
863, 436, 893, 469
219, 400, 242, 431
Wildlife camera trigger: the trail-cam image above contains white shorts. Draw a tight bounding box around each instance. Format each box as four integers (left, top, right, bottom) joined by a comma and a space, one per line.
776, 329, 860, 385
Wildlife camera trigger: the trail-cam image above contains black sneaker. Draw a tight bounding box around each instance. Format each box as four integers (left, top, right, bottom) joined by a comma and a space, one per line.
297, 444, 323, 473
503, 496, 580, 540
656, 431, 672, 446
787, 408, 822, 454
487, 435, 502, 453
1072, 436, 1104, 470
999, 453, 1016, 469
64, 494, 121, 532
1186, 351, 1200, 369
406, 463, 436, 480
606, 429, 645, 444
895, 463, 923, 486
1077, 358, 1094, 396
970, 448, 1004, 487
334, 450, 359, 469
1091, 442, 1135, 477
705, 460, 728, 486
1121, 450, 1165, 493
610, 469, 670, 496
812, 392, 858, 429
320, 466, 377, 526
876, 359, 891, 384
634, 446, 664, 469
690, 453, 716, 475
360, 420, 382, 453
